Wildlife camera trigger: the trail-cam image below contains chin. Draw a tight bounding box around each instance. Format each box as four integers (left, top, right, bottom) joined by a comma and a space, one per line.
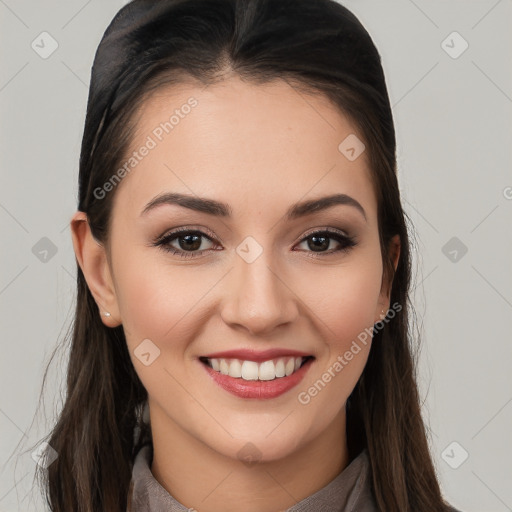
204, 418, 315, 464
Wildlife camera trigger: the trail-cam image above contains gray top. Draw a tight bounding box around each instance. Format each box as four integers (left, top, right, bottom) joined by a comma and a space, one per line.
127, 443, 378, 511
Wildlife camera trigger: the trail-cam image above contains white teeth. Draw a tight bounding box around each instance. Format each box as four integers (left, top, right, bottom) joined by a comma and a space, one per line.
228, 359, 242, 378
258, 360, 276, 381
241, 360, 259, 380
275, 359, 285, 377
285, 358, 295, 376
219, 359, 229, 375
206, 356, 308, 381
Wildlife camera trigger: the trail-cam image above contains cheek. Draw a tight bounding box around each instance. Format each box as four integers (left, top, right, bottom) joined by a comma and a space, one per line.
113, 252, 214, 403
114, 247, 215, 342
296, 251, 383, 348
291, 250, 382, 411
116, 239, 383, 357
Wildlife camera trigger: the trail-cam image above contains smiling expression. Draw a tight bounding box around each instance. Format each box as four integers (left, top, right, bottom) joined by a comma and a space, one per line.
98, 74, 394, 462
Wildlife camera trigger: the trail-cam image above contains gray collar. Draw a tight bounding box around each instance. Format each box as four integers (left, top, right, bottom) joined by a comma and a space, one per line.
127, 443, 378, 511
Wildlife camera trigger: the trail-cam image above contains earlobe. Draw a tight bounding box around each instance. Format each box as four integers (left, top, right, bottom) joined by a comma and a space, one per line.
70, 211, 121, 327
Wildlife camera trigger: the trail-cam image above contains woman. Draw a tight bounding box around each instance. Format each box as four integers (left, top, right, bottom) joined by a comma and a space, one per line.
36, 0, 462, 510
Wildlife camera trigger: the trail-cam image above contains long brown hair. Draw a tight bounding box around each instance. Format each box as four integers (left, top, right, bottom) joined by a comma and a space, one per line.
34, 0, 454, 510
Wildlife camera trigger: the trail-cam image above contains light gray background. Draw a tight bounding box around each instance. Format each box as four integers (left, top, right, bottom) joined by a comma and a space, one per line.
1, 1, 511, 511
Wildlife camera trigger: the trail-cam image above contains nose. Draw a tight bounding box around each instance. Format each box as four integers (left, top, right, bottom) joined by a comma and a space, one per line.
220, 249, 299, 336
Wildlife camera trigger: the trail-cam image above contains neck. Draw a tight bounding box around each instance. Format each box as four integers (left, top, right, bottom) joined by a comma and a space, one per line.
150, 405, 349, 512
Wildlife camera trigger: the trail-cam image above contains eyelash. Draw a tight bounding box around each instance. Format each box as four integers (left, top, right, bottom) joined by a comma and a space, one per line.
152, 226, 357, 259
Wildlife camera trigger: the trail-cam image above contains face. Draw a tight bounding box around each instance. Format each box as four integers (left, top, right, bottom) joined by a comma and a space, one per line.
81, 75, 398, 463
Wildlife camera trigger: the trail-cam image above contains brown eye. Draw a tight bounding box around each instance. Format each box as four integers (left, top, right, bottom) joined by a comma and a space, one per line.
152, 227, 357, 259
295, 230, 357, 256
154, 229, 216, 258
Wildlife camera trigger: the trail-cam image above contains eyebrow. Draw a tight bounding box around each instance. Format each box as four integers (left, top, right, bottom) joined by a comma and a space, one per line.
141, 192, 367, 222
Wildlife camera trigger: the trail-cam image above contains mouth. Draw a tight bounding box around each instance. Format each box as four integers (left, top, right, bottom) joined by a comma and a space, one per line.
198, 351, 315, 400
199, 355, 314, 380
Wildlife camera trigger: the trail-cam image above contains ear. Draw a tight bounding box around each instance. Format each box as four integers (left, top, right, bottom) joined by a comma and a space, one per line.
70, 211, 122, 327
375, 234, 400, 322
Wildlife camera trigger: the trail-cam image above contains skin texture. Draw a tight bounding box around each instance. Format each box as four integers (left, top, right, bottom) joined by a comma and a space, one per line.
71, 73, 400, 512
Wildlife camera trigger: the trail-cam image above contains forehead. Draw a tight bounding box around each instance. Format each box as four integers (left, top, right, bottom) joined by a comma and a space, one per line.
112, 74, 377, 223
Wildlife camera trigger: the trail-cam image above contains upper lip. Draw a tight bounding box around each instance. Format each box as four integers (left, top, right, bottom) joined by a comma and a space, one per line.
200, 348, 313, 362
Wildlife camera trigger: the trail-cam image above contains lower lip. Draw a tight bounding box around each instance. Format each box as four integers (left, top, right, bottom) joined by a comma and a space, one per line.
200, 358, 314, 399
